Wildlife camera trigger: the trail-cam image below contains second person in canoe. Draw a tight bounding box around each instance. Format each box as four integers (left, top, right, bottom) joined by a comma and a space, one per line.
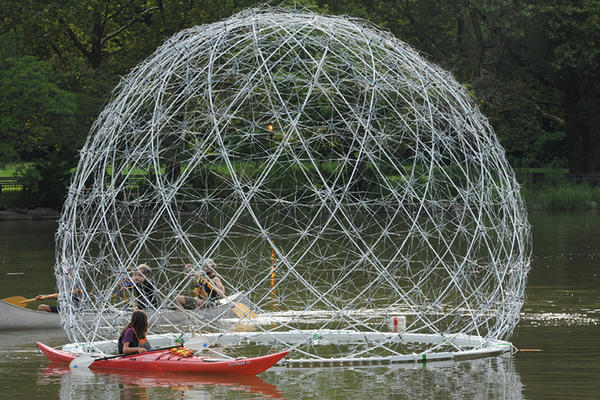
174, 258, 225, 309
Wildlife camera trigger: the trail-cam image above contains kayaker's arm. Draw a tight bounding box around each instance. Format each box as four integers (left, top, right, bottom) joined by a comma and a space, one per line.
122, 341, 147, 354
35, 293, 59, 300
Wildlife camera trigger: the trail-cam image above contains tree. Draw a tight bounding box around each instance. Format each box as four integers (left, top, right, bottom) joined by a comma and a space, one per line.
0, 56, 83, 207
0, 56, 79, 165
34, 1, 161, 69
523, 1, 600, 173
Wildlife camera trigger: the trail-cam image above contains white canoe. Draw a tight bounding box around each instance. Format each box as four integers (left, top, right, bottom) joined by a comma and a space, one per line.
0, 299, 60, 330
0, 293, 254, 330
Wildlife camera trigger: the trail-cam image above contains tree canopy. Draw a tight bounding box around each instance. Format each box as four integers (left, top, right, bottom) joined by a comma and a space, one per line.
0, 56, 78, 164
1, 0, 598, 207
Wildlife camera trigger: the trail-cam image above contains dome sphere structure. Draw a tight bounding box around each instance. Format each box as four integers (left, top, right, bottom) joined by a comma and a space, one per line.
56, 8, 531, 359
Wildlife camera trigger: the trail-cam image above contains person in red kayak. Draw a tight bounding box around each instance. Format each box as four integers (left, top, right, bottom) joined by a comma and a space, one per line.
118, 310, 151, 354
174, 258, 225, 309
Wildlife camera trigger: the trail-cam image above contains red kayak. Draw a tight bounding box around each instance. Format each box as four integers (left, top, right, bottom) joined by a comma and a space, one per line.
36, 342, 288, 376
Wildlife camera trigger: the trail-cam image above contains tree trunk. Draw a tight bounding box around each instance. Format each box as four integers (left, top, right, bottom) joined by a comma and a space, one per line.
468, 9, 484, 79
564, 77, 600, 173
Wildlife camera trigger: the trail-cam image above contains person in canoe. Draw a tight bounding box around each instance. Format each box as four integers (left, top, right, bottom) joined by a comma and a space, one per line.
35, 293, 59, 313
36, 287, 83, 313
118, 310, 151, 354
174, 258, 225, 309
131, 263, 158, 310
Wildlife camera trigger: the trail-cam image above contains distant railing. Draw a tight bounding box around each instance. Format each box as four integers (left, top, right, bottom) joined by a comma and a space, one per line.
0, 177, 22, 194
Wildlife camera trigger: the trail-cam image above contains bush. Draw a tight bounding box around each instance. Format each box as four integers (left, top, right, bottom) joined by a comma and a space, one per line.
524, 181, 600, 211
16, 155, 72, 209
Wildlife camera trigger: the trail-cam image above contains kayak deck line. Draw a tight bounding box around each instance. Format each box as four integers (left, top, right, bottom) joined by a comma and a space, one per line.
36, 342, 289, 375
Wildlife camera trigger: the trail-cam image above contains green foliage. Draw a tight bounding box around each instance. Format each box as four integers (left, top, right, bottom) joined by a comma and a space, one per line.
1, 0, 598, 207
533, 131, 568, 168
16, 154, 74, 208
16, 164, 43, 199
524, 182, 600, 211
0, 143, 19, 167
529, 1, 600, 80
0, 56, 78, 163
0, 163, 30, 177
0, 25, 23, 60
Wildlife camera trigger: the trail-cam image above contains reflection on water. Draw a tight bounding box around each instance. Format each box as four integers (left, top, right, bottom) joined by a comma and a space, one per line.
267, 356, 523, 399
38, 364, 283, 399
34, 356, 522, 400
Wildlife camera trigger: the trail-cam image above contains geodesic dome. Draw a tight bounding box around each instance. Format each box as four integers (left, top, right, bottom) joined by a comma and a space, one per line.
56, 7, 531, 361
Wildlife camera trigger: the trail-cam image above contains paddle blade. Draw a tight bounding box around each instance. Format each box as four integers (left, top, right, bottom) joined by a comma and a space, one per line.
185, 336, 210, 352
69, 354, 95, 370
232, 302, 258, 319
2, 296, 29, 308
3, 294, 56, 308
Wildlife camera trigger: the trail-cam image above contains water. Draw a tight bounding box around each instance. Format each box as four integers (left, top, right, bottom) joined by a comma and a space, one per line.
0, 212, 598, 399
512, 211, 600, 399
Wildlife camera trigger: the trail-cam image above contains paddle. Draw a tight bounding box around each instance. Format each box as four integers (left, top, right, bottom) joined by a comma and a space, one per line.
184, 335, 210, 352
231, 302, 258, 319
69, 336, 211, 370
184, 335, 234, 359
3, 294, 57, 308
70, 344, 183, 370
69, 354, 96, 370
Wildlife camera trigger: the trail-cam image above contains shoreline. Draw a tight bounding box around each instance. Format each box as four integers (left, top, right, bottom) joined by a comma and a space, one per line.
0, 208, 59, 221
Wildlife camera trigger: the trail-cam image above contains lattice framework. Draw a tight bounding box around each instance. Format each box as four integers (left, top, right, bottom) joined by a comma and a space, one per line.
56, 7, 531, 360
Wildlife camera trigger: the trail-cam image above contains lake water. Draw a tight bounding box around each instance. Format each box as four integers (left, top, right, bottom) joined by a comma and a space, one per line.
0, 211, 598, 399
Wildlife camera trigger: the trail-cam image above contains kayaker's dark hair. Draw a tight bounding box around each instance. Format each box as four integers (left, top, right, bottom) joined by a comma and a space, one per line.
120, 310, 148, 340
